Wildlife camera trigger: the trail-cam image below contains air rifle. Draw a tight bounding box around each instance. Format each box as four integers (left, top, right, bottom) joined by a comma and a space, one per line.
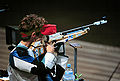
47, 17, 107, 44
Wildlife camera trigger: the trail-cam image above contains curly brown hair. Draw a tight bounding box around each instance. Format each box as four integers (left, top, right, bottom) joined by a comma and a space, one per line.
19, 14, 48, 41
19, 14, 47, 33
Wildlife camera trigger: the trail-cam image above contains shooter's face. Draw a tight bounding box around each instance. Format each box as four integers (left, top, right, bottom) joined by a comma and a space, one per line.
34, 31, 43, 42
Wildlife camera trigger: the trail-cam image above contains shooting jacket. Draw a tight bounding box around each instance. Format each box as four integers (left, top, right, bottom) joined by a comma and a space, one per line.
7, 41, 68, 81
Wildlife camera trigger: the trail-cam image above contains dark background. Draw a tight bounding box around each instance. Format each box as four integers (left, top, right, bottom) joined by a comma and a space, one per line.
0, 0, 120, 47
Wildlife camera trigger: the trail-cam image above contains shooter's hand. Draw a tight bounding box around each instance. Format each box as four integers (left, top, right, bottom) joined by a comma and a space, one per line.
45, 43, 57, 69
46, 44, 55, 54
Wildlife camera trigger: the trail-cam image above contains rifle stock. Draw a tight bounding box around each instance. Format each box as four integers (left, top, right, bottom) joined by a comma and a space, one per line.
48, 27, 90, 43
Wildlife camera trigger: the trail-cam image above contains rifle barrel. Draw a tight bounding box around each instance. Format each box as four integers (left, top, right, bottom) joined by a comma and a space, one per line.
61, 18, 107, 34
61, 23, 93, 34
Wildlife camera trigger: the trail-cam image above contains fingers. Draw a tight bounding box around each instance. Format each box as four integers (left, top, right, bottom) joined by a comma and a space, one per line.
46, 43, 55, 54
52, 42, 55, 46
47, 42, 55, 46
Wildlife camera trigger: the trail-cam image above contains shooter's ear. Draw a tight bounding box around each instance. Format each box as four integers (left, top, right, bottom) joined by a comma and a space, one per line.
31, 32, 36, 38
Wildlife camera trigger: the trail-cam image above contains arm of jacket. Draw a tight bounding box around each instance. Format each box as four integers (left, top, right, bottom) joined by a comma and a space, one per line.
41, 52, 57, 69
43, 55, 69, 81
44, 42, 69, 81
